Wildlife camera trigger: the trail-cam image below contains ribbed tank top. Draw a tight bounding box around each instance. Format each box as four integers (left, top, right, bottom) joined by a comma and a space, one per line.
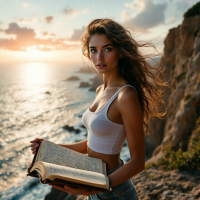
82, 85, 138, 155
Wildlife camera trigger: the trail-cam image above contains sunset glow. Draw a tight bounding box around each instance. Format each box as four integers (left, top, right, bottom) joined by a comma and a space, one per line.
0, 0, 198, 63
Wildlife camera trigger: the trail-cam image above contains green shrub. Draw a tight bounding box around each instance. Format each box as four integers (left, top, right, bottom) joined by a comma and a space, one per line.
184, 2, 200, 18
184, 94, 191, 101
156, 137, 200, 172
174, 72, 186, 81
162, 142, 171, 152
144, 162, 157, 169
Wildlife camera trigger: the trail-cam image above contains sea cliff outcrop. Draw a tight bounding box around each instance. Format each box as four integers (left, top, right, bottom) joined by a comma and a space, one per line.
146, 15, 200, 164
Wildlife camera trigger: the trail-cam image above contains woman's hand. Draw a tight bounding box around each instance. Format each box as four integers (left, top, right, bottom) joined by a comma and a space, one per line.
30, 138, 44, 154
48, 184, 102, 196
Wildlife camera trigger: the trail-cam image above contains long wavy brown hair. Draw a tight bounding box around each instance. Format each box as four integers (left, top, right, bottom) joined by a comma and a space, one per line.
80, 18, 174, 135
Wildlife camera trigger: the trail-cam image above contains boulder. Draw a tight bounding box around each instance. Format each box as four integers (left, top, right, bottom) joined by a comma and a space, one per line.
79, 82, 91, 88
66, 76, 80, 81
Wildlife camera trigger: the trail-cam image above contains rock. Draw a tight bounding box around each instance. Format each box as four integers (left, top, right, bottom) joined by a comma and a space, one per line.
149, 189, 162, 198
74, 128, 80, 134
80, 124, 86, 129
63, 125, 80, 133
191, 187, 200, 198
75, 67, 94, 74
28, 180, 39, 189
154, 183, 164, 190
63, 125, 75, 131
45, 91, 51, 94
84, 133, 87, 136
65, 76, 80, 81
145, 14, 200, 159
75, 166, 200, 200
88, 75, 103, 91
78, 82, 91, 87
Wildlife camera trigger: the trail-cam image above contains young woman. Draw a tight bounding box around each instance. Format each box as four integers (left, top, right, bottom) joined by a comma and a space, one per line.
30, 18, 170, 199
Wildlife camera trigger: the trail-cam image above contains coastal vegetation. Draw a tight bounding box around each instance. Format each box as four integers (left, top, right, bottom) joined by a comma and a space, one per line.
184, 2, 200, 18
145, 116, 200, 172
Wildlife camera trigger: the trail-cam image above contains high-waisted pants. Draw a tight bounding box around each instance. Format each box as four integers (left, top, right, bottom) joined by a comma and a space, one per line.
87, 159, 139, 200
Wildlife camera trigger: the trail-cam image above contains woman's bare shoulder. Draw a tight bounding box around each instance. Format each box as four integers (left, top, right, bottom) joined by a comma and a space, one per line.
116, 85, 139, 111
119, 85, 138, 99
95, 84, 103, 96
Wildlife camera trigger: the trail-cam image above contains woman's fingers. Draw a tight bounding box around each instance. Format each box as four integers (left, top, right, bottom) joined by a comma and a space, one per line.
32, 149, 36, 154
30, 139, 41, 154
31, 143, 39, 150
30, 143, 39, 151
48, 184, 100, 196
30, 138, 44, 143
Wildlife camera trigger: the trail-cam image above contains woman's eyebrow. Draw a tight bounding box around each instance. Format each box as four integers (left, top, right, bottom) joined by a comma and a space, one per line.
89, 44, 113, 48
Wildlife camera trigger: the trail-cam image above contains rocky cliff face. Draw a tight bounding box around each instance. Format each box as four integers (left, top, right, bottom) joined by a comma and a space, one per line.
146, 15, 200, 164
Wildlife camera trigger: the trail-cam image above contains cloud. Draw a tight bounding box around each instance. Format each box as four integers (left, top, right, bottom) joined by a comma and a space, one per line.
45, 16, 54, 23
41, 32, 55, 37
170, 16, 176, 22
23, 3, 29, 7
18, 17, 38, 23
62, 7, 80, 17
0, 23, 79, 51
68, 26, 85, 41
125, 1, 144, 10
123, 0, 167, 32
121, 10, 130, 21
83, 9, 89, 14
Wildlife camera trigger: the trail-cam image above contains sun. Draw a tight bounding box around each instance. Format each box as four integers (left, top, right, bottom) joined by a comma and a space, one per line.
26, 46, 42, 59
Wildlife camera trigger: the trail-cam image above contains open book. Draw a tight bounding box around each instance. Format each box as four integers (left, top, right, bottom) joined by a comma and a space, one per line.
27, 140, 112, 192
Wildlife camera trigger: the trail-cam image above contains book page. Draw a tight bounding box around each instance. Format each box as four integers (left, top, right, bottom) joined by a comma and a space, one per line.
44, 162, 107, 186
37, 140, 103, 173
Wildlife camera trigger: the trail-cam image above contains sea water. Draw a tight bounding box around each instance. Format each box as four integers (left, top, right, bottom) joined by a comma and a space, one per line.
0, 62, 131, 200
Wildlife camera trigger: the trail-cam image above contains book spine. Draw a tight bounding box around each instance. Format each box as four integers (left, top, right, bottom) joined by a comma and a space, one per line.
27, 145, 40, 174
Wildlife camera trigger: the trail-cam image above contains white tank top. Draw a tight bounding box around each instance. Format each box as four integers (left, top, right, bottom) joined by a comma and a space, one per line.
82, 85, 138, 155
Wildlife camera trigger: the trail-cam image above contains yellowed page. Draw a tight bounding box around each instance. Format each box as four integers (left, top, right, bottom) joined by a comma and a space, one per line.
37, 140, 103, 173
34, 143, 43, 165
102, 162, 107, 175
43, 162, 107, 187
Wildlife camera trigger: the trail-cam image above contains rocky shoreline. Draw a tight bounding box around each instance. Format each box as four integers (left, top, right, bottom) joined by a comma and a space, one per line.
76, 166, 200, 200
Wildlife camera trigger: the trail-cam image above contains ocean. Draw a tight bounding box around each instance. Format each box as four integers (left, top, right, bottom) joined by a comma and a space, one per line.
0, 62, 131, 200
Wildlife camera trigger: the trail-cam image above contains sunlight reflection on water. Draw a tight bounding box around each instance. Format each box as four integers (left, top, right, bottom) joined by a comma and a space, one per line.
20, 63, 50, 86
0, 62, 132, 199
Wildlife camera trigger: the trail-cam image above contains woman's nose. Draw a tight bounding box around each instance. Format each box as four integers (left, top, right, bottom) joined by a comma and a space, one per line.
97, 51, 104, 61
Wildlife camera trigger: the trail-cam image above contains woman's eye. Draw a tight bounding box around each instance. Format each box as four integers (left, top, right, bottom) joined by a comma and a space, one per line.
90, 49, 97, 53
105, 48, 112, 52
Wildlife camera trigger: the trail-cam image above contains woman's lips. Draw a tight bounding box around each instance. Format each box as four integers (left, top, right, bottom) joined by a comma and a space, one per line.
97, 65, 106, 69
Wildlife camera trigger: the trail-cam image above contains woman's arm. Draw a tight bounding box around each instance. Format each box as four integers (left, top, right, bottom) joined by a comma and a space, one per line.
108, 87, 145, 187
59, 139, 88, 154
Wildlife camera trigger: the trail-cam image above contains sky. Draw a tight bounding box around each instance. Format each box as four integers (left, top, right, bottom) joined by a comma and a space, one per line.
0, 0, 199, 64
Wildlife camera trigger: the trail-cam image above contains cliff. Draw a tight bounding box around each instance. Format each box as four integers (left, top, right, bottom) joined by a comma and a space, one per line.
146, 15, 200, 164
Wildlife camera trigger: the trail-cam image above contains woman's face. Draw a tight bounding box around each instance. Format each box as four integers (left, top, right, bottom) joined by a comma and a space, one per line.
89, 34, 120, 74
